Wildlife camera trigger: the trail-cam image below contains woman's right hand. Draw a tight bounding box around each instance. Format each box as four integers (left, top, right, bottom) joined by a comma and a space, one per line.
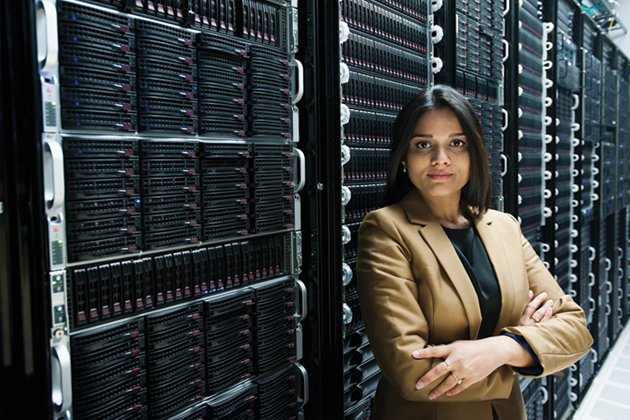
519, 290, 553, 327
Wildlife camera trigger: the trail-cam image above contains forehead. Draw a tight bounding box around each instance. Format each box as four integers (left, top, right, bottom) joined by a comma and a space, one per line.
413, 108, 463, 135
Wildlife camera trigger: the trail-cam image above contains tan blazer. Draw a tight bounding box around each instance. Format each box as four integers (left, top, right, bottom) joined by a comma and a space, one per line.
356, 189, 593, 420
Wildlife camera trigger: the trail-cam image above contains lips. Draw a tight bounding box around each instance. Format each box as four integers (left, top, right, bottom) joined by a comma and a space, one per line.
428, 171, 452, 180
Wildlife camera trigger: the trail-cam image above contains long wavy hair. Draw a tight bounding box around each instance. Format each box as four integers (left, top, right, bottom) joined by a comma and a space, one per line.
382, 84, 492, 215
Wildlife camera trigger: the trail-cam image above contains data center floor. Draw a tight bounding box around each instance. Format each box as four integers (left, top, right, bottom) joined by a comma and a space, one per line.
574, 324, 630, 420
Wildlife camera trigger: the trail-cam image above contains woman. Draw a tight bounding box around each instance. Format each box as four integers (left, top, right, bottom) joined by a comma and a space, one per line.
356, 85, 593, 420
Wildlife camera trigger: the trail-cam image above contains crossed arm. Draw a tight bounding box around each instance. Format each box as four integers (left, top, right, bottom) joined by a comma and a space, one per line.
357, 212, 591, 403
412, 291, 554, 400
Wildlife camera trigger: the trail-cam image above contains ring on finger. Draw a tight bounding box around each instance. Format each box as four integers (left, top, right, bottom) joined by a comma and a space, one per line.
444, 360, 452, 372
451, 373, 462, 385
531, 315, 541, 322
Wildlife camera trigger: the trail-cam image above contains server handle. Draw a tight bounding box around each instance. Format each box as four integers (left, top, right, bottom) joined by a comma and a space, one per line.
502, 0, 510, 17
431, 0, 444, 13
543, 22, 555, 34
502, 39, 509, 63
296, 362, 310, 406
294, 278, 308, 322
431, 25, 444, 44
572, 94, 580, 110
292, 59, 304, 104
36, 0, 58, 73
293, 148, 306, 193
431, 57, 443, 74
539, 385, 549, 404
43, 135, 65, 213
51, 343, 72, 413
588, 297, 596, 311
501, 109, 508, 131
500, 154, 507, 177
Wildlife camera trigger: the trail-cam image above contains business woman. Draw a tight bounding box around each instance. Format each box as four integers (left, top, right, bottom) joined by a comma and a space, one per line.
356, 85, 593, 420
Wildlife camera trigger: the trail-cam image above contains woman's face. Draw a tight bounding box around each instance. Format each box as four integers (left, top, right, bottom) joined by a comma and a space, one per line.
405, 107, 471, 203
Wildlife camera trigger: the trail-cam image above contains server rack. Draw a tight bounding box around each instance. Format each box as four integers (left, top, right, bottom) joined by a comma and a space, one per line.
337, 0, 431, 417
504, 0, 552, 258
3, 0, 309, 418
541, 1, 579, 417
571, 10, 599, 405
591, 31, 618, 370
579, 18, 604, 401
497, 0, 552, 416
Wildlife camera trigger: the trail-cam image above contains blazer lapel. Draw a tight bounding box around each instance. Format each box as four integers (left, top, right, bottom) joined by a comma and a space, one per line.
474, 213, 517, 335
400, 190, 483, 340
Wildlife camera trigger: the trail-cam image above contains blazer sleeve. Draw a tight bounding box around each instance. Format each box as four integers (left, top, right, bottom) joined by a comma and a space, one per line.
357, 210, 514, 402
499, 214, 593, 377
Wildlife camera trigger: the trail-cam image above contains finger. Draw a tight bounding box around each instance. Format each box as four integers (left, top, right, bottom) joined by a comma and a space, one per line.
416, 360, 452, 390
526, 292, 548, 318
525, 290, 534, 306
540, 304, 553, 322
428, 374, 461, 400
446, 378, 468, 397
528, 292, 548, 310
551, 371, 564, 377
412, 346, 449, 360
532, 299, 554, 323
521, 290, 534, 316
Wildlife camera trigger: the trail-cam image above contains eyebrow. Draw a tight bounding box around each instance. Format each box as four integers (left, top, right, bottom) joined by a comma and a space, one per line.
411, 133, 466, 139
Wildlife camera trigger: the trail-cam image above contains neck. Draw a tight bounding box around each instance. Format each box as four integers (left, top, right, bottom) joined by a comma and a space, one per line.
421, 192, 470, 229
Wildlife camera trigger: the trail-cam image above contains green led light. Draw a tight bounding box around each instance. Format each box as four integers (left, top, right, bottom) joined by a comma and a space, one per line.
57, 240, 63, 244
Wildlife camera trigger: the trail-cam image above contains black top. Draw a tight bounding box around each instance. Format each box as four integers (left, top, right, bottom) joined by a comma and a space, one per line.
442, 226, 502, 339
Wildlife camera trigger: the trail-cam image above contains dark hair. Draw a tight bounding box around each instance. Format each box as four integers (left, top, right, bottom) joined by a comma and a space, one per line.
382, 84, 492, 215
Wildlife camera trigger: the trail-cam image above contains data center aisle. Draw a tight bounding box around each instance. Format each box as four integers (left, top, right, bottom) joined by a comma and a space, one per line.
573, 324, 630, 420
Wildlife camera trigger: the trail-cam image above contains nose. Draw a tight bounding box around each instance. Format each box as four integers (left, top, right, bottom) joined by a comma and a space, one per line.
431, 145, 451, 165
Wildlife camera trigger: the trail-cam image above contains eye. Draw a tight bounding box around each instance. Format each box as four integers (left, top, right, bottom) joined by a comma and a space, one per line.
451, 139, 466, 147
415, 141, 431, 149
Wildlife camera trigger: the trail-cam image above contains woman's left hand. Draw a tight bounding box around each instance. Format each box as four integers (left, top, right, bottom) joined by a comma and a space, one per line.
412, 336, 529, 399
519, 290, 554, 326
